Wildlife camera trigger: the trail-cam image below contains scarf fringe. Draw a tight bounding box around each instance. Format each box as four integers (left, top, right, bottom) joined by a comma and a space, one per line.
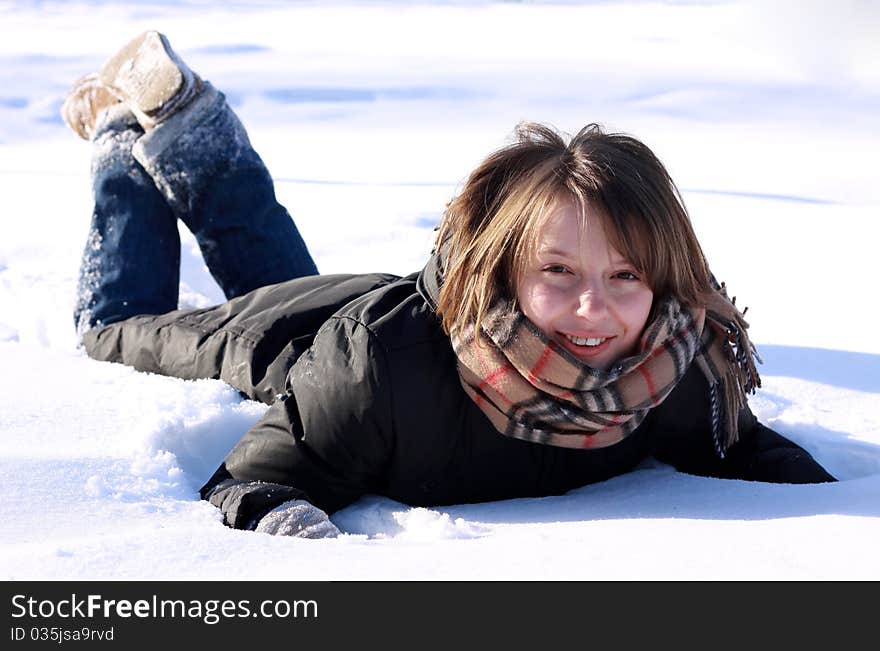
704, 281, 762, 455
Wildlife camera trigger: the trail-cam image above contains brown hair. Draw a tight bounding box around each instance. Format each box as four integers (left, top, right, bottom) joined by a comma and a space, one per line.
434, 121, 713, 336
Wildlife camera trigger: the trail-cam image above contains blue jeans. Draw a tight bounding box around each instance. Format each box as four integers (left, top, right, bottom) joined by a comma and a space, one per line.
74, 83, 318, 335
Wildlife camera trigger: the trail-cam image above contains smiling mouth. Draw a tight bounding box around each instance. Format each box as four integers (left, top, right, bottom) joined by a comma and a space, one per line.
559, 333, 616, 361
564, 334, 608, 347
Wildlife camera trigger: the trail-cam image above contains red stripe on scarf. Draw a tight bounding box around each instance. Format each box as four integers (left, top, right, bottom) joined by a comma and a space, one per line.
581, 434, 597, 449
479, 364, 514, 407
637, 364, 659, 404
527, 345, 554, 383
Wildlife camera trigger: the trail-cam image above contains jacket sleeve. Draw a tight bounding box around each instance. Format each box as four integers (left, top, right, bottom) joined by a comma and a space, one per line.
200, 314, 395, 528
81, 273, 398, 404
649, 364, 836, 484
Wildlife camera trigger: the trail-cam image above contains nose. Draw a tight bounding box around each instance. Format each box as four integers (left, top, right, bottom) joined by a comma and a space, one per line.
575, 284, 608, 320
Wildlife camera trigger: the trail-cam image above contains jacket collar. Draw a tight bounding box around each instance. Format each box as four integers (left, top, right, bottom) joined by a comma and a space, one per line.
415, 248, 443, 310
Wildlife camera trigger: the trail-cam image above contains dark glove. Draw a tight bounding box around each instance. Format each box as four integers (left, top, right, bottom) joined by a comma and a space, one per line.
254, 499, 342, 538
716, 422, 836, 483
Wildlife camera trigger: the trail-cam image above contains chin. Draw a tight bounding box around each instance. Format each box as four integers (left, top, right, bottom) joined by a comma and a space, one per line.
587, 358, 614, 372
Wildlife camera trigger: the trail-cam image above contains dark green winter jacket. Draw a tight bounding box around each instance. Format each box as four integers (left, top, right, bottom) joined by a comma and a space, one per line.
82, 255, 835, 529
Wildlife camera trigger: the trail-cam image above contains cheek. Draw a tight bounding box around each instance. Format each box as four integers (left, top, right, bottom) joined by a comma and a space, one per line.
617, 288, 654, 333
517, 279, 563, 330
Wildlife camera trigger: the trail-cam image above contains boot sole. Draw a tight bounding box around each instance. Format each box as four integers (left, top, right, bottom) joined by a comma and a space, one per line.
99, 31, 186, 118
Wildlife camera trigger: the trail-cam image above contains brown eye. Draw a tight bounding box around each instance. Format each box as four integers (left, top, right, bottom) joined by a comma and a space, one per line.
614, 271, 640, 281
543, 265, 569, 274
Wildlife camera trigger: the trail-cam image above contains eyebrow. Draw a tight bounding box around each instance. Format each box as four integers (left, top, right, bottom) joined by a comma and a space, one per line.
536, 246, 576, 258
537, 246, 634, 266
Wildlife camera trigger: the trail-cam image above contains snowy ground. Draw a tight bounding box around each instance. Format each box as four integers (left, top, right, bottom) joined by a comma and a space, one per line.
1, 0, 878, 580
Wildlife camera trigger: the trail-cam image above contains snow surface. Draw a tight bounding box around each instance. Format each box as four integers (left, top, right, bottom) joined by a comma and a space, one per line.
0, 0, 878, 580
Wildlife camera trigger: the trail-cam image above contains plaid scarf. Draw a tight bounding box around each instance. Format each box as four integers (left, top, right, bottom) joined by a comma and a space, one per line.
450, 282, 761, 457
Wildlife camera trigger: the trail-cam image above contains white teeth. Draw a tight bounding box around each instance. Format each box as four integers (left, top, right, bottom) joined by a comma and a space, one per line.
565, 335, 606, 347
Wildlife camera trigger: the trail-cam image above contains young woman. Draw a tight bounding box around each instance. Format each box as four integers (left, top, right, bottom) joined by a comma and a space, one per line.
64, 31, 835, 539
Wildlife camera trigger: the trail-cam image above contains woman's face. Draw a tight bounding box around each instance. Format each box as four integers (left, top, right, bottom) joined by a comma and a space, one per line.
516, 200, 654, 371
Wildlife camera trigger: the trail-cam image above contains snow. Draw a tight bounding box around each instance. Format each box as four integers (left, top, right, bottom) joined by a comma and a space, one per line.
0, 0, 878, 580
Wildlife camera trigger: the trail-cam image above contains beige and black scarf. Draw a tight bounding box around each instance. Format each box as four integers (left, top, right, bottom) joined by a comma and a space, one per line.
450, 281, 760, 457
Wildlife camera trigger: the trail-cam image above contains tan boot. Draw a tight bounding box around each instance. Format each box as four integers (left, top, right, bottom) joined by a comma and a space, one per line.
98, 30, 201, 130
60, 73, 121, 140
